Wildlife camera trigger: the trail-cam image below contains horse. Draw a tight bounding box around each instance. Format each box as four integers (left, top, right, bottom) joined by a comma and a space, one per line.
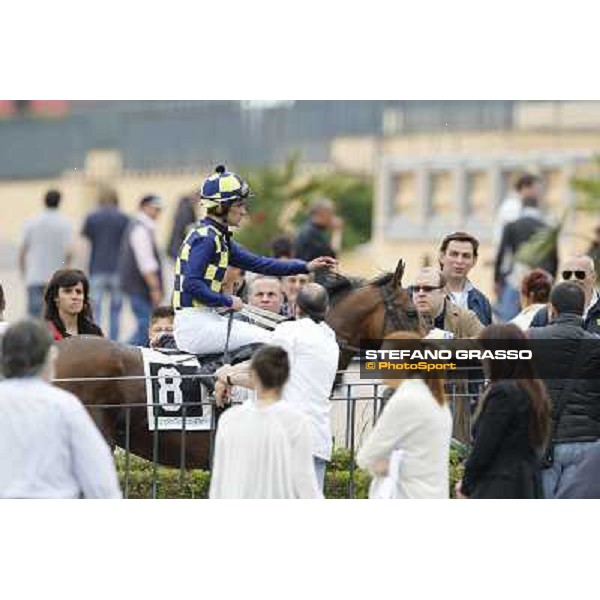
54, 258, 422, 469
325, 258, 422, 370
54, 335, 216, 469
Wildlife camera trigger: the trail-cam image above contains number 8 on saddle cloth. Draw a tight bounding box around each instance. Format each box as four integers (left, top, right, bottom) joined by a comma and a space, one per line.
141, 348, 211, 431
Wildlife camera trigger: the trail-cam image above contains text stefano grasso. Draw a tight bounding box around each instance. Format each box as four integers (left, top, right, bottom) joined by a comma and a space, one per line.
364, 349, 533, 361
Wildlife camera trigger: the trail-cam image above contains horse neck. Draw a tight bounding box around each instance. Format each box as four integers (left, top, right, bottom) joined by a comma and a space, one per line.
327, 285, 384, 344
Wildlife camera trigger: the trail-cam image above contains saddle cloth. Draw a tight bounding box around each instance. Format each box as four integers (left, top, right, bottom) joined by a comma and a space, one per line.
141, 348, 211, 431
142, 342, 263, 431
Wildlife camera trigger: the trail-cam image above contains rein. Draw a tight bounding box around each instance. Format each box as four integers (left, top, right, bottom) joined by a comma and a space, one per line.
334, 280, 419, 354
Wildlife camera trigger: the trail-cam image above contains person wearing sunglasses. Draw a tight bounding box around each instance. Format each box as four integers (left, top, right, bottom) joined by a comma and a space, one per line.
529, 255, 600, 334
411, 267, 483, 339
411, 267, 484, 443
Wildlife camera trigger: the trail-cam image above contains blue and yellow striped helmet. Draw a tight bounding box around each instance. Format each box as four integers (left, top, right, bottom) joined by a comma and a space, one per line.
200, 165, 253, 208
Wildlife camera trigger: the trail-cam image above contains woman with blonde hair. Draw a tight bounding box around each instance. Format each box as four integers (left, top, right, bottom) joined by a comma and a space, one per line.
357, 332, 453, 499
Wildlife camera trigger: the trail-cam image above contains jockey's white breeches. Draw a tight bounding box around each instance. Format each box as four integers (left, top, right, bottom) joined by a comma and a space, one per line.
174, 308, 272, 355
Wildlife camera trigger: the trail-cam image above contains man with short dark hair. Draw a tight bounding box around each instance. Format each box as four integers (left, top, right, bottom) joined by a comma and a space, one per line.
438, 232, 492, 325
281, 273, 310, 317
19, 189, 73, 317
81, 188, 129, 341
494, 174, 558, 321
528, 281, 600, 498
119, 195, 164, 346
148, 305, 175, 348
215, 283, 339, 491
0, 320, 121, 498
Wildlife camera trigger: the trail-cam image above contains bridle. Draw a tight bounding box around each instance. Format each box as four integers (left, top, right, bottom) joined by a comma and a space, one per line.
379, 279, 420, 337
335, 278, 420, 354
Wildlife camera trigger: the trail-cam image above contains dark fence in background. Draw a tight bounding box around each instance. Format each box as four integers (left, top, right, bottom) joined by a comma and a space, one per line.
0, 101, 516, 179
74, 373, 484, 499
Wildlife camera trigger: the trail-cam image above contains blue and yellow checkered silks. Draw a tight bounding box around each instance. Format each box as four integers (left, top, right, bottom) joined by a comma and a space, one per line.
172, 223, 230, 309
200, 165, 252, 207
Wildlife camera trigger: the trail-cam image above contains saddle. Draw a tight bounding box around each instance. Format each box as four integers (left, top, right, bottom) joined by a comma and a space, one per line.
153, 334, 263, 394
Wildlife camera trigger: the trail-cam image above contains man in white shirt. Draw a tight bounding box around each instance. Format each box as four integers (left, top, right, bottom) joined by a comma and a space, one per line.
19, 189, 73, 318
0, 320, 121, 499
216, 283, 340, 491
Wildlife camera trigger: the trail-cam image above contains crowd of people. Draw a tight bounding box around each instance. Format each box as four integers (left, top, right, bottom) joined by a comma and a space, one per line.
1, 167, 600, 499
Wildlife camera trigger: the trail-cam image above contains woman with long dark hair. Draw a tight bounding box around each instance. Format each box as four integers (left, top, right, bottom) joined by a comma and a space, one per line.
43, 269, 103, 340
456, 324, 551, 499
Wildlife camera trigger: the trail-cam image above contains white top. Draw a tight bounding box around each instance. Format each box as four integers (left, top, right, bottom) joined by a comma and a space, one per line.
130, 212, 160, 275
357, 378, 452, 499
270, 318, 339, 460
21, 209, 73, 285
0, 321, 8, 336
209, 400, 321, 499
448, 279, 473, 310
511, 303, 546, 330
0, 378, 122, 499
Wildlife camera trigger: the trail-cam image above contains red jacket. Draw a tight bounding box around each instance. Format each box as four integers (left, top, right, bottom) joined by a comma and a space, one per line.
47, 321, 64, 341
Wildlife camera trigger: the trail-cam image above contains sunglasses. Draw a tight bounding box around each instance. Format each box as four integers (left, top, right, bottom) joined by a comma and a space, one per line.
562, 270, 587, 281
413, 285, 444, 293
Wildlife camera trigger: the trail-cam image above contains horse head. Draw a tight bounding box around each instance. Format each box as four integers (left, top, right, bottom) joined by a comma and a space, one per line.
379, 258, 419, 336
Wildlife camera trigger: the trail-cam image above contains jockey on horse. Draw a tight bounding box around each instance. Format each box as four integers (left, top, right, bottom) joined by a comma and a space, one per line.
173, 165, 337, 355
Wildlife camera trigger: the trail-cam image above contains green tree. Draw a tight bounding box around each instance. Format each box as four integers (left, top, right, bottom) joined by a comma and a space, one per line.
235, 155, 373, 255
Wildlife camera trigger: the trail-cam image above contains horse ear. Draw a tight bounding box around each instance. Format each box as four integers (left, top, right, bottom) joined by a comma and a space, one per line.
393, 258, 405, 288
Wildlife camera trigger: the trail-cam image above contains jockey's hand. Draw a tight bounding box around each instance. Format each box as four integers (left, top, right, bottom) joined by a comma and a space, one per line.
230, 296, 243, 311
307, 256, 338, 272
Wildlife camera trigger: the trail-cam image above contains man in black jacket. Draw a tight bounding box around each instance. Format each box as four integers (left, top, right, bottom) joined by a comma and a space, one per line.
528, 282, 600, 499
494, 174, 557, 321
294, 198, 342, 262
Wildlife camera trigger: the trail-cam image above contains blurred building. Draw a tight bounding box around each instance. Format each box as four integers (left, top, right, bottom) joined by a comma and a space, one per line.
1, 100, 599, 286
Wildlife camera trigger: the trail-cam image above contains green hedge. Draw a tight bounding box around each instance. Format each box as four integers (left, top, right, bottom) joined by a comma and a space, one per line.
117, 446, 466, 499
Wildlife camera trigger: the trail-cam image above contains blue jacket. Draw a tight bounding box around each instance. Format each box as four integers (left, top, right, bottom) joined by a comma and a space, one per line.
177, 218, 308, 309
466, 287, 493, 326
